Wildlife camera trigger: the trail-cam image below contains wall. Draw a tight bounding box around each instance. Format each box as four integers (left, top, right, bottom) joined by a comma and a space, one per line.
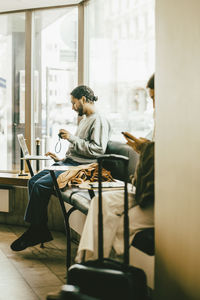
155, 0, 200, 299
0, 187, 65, 232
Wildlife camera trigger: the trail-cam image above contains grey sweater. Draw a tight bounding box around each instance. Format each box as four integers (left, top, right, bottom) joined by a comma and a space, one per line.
65, 112, 111, 163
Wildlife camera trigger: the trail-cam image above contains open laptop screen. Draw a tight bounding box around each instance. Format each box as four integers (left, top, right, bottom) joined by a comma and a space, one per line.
17, 134, 51, 160
17, 134, 29, 157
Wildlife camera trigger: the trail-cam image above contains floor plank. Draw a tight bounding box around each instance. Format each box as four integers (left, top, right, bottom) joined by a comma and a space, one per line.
0, 224, 77, 300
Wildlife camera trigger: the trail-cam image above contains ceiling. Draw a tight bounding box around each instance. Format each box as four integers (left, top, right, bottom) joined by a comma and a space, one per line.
0, 0, 82, 13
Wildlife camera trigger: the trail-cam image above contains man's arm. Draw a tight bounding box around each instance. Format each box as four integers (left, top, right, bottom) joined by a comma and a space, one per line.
67, 118, 111, 157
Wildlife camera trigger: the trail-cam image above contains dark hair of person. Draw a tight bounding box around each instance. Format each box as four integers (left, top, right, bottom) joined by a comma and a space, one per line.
70, 85, 98, 102
146, 74, 154, 89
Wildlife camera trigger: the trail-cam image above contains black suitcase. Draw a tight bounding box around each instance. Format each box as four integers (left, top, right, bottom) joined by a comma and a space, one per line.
67, 154, 148, 300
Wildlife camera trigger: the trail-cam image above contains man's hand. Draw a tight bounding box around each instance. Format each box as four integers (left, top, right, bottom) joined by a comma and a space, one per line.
58, 129, 71, 140
45, 152, 61, 162
122, 132, 149, 153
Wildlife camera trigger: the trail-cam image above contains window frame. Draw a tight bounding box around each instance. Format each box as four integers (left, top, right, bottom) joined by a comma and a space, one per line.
0, 2, 84, 171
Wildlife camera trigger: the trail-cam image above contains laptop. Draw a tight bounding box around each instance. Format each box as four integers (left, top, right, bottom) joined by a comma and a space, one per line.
17, 134, 51, 160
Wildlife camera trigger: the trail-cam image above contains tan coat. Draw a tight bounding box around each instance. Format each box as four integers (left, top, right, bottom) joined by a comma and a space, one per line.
57, 163, 113, 189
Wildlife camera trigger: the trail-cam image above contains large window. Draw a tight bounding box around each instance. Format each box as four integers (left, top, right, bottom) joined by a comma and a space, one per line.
85, 0, 155, 141
0, 13, 25, 171
0, 7, 78, 171
0, 0, 155, 172
33, 7, 78, 161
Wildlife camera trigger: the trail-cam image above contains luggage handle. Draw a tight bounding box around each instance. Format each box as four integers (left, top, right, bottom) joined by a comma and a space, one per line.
97, 154, 130, 265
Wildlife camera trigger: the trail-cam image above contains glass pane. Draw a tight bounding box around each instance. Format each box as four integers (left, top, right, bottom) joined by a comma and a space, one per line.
32, 7, 78, 166
85, 0, 155, 141
0, 13, 25, 171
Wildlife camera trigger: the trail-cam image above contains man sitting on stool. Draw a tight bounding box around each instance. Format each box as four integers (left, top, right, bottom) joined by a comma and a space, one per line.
11, 85, 111, 252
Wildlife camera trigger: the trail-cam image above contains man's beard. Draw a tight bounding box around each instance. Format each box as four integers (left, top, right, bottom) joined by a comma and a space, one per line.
78, 105, 84, 116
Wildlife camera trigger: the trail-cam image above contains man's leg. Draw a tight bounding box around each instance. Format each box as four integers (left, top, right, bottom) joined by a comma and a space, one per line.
25, 170, 64, 225
28, 169, 50, 196
10, 159, 80, 251
10, 170, 64, 251
26, 159, 81, 224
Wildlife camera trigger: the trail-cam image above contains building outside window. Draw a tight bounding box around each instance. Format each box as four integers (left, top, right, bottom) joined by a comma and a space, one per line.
84, 0, 155, 141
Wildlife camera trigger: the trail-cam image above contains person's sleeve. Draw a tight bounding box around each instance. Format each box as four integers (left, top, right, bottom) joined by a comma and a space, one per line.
67, 118, 111, 158
134, 142, 154, 207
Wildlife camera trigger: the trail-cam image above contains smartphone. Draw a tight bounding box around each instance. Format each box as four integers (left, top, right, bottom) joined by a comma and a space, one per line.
58, 132, 63, 139
121, 132, 129, 138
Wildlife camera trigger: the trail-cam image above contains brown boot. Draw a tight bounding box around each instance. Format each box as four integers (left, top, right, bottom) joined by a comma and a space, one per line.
10, 224, 53, 251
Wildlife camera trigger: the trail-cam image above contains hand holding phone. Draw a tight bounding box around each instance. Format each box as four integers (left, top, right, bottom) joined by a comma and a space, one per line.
58, 132, 63, 139
58, 129, 70, 140
121, 131, 149, 153
121, 131, 138, 141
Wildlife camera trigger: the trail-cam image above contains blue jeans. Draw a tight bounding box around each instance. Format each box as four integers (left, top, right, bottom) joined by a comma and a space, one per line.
25, 158, 81, 225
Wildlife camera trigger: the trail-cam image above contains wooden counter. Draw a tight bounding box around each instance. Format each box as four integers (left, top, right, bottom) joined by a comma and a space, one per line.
0, 173, 30, 187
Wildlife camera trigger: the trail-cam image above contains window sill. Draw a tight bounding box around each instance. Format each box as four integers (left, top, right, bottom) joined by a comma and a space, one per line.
0, 173, 30, 187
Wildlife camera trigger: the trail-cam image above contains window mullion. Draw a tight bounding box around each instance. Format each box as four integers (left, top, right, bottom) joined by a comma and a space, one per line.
78, 2, 84, 85
25, 10, 33, 155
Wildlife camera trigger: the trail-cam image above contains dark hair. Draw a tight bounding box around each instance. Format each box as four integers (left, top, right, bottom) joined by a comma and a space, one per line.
146, 74, 154, 89
70, 85, 98, 102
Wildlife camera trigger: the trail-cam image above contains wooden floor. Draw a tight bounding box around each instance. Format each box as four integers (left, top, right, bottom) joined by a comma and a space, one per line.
0, 224, 78, 300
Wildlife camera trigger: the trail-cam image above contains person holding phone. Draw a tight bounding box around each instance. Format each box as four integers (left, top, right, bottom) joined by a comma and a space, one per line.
122, 74, 155, 153
11, 85, 111, 252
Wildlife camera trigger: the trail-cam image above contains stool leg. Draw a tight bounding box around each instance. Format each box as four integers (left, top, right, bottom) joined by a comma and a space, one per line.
66, 207, 77, 270
49, 171, 77, 272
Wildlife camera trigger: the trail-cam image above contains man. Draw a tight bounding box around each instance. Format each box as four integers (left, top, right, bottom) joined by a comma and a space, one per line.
11, 85, 111, 251
122, 73, 155, 152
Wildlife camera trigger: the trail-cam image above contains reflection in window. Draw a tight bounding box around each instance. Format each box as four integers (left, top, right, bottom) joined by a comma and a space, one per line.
85, 0, 155, 141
